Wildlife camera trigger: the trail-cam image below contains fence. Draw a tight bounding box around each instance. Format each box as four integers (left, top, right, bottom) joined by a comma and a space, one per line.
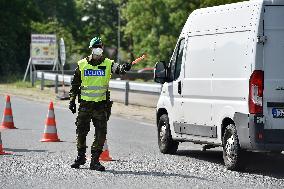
34, 71, 161, 105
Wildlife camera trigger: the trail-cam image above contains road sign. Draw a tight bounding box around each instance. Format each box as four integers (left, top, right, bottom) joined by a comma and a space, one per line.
31, 34, 57, 65
59, 38, 66, 66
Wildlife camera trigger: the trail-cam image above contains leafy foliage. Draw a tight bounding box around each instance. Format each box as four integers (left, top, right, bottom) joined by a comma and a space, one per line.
0, 0, 245, 80
0, 0, 40, 79
121, 0, 200, 68
201, 0, 246, 7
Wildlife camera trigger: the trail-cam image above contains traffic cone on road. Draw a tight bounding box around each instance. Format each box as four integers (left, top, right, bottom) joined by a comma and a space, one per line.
40, 102, 61, 142
0, 132, 11, 155
99, 139, 112, 161
1, 95, 17, 129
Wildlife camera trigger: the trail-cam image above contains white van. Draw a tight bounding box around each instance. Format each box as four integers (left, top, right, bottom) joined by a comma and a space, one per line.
154, 0, 284, 170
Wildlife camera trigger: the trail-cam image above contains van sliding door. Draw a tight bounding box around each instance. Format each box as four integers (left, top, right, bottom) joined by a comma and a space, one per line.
181, 35, 215, 138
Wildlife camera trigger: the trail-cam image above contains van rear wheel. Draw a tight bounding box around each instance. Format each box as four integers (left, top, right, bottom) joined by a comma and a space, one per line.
158, 114, 179, 154
223, 124, 244, 170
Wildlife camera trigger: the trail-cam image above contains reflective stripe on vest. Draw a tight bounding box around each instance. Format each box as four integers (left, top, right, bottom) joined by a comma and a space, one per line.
81, 86, 108, 90
78, 58, 112, 102
81, 92, 106, 97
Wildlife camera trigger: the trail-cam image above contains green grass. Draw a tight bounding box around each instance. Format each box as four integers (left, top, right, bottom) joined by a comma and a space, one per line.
4, 80, 43, 88
12, 81, 35, 88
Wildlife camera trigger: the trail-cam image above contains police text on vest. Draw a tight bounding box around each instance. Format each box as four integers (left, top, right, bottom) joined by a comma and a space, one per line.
84, 69, 105, 76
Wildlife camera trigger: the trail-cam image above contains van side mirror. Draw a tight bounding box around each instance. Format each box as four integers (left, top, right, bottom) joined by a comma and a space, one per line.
154, 61, 167, 84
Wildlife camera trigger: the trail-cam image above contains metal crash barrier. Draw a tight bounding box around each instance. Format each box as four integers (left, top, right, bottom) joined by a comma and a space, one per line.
35, 71, 161, 105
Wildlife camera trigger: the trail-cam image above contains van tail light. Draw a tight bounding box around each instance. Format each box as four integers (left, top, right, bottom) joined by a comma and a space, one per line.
249, 70, 264, 114
257, 133, 263, 140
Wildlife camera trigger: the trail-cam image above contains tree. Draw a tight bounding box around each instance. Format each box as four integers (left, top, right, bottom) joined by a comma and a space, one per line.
0, 0, 40, 80
33, 0, 78, 36
121, 0, 199, 68
200, 0, 246, 7
0, 0, 248, 81
32, 0, 80, 63
75, 0, 119, 57
0, 0, 79, 80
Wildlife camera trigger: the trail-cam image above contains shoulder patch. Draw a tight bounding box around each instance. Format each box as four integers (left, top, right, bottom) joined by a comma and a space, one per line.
104, 58, 114, 65
78, 58, 88, 65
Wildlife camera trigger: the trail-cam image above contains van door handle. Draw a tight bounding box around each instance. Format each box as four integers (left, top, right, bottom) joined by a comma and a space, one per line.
178, 81, 181, 94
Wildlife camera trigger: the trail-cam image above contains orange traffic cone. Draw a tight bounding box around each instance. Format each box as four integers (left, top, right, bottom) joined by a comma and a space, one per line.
1, 95, 16, 129
0, 132, 11, 155
99, 139, 112, 161
40, 102, 61, 142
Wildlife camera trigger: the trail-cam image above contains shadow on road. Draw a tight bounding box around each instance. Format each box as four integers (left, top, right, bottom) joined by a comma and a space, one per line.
4, 148, 47, 153
176, 150, 284, 178
176, 150, 224, 165
105, 169, 207, 180
243, 152, 284, 178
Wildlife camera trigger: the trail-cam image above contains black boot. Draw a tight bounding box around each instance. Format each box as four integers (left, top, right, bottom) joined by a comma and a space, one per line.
90, 150, 105, 171
90, 160, 105, 171
71, 149, 86, 169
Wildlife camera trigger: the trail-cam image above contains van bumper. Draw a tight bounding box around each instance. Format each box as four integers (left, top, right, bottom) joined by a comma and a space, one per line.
234, 112, 284, 151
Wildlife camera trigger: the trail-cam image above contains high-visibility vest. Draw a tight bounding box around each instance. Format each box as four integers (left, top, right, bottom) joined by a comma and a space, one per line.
78, 58, 113, 102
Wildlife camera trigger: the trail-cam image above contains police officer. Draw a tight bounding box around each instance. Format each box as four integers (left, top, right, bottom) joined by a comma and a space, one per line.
69, 36, 131, 171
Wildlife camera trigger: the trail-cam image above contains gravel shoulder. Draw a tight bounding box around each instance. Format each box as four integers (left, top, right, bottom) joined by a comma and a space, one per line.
0, 84, 156, 124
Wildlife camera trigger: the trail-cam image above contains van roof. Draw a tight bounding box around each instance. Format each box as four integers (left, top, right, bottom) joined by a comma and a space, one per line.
261, 0, 284, 5
180, 0, 284, 38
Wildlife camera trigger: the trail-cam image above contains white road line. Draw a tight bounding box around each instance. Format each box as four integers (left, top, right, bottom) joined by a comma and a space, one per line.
110, 116, 154, 127
138, 122, 155, 127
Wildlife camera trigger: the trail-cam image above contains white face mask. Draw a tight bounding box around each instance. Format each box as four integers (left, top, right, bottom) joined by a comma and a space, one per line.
92, 48, 103, 56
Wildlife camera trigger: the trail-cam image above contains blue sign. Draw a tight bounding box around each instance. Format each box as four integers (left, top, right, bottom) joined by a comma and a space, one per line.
272, 108, 284, 118
84, 69, 105, 76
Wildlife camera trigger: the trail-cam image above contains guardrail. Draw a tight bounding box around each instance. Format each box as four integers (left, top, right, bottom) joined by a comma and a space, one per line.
34, 71, 161, 105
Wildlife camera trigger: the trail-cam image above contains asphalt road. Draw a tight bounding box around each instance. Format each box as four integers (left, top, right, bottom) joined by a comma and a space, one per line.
110, 89, 159, 107
1, 95, 284, 189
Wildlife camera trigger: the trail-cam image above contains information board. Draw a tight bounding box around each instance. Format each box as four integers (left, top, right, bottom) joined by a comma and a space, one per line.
31, 34, 57, 65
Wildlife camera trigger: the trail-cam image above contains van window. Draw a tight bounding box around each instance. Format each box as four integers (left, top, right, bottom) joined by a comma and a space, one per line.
169, 38, 185, 81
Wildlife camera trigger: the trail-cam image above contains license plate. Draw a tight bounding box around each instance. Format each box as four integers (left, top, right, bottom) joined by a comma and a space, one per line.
272, 108, 284, 118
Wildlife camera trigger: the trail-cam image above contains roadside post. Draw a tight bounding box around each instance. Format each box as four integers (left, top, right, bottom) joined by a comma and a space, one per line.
41, 72, 45, 90
125, 81, 129, 105
55, 74, 59, 94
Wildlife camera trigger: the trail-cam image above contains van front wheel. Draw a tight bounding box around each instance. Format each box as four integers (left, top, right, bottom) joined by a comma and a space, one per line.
223, 124, 244, 170
158, 114, 179, 154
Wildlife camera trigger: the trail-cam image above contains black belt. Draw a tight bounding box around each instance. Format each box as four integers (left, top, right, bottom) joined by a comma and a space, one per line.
80, 100, 107, 109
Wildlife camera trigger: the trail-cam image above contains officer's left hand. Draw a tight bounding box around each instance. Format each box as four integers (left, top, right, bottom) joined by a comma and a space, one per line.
124, 63, 132, 71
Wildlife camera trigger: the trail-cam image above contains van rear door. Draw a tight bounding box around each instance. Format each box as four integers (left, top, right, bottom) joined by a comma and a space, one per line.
263, 6, 284, 130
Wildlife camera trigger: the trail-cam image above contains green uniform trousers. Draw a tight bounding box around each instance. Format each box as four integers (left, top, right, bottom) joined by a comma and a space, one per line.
75, 101, 107, 154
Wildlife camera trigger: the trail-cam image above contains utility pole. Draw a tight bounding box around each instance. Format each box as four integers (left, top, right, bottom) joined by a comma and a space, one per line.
117, 4, 121, 64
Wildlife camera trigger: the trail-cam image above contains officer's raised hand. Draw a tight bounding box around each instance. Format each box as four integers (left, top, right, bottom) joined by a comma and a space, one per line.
69, 100, 76, 114
123, 63, 132, 71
